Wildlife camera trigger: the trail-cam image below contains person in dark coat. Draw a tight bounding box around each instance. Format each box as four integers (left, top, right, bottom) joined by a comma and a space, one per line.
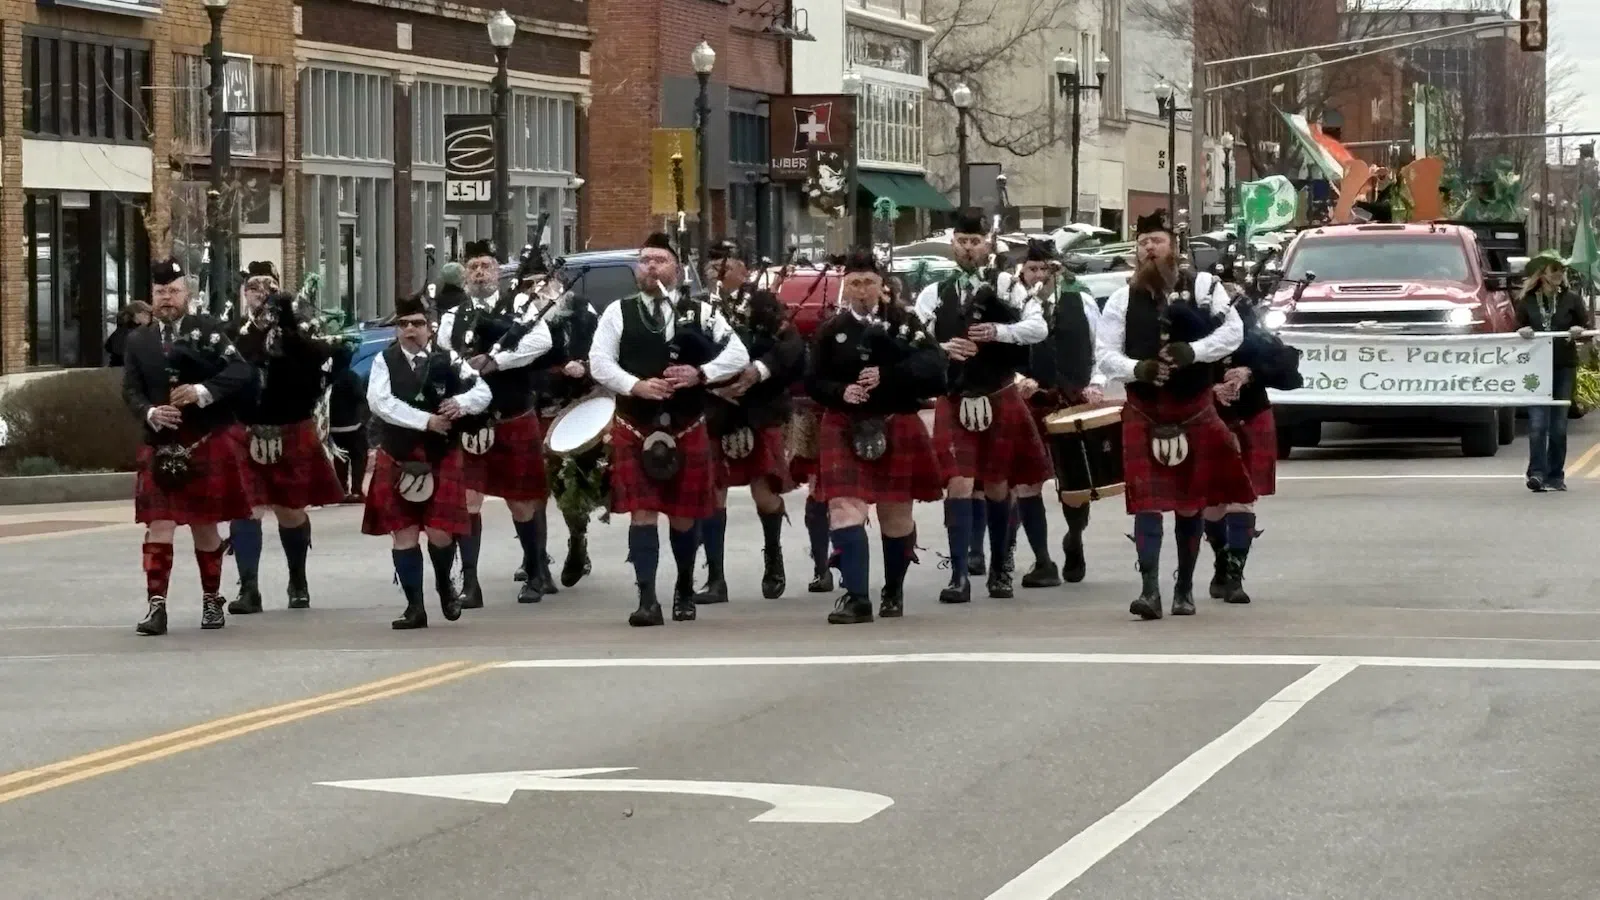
105, 301, 152, 367
1515, 251, 1593, 492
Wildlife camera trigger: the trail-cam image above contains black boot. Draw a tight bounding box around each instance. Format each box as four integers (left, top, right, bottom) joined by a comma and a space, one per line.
560, 530, 591, 587
986, 555, 1015, 599
1061, 505, 1089, 584
517, 574, 544, 604
536, 547, 559, 596
1021, 559, 1061, 589
136, 597, 168, 636
1129, 566, 1163, 621
628, 584, 664, 627
939, 574, 971, 604
391, 582, 428, 630
693, 578, 729, 605
878, 586, 903, 619
1222, 549, 1252, 604
458, 568, 485, 610
201, 594, 227, 630
428, 544, 464, 622
228, 577, 263, 615
761, 546, 786, 599
968, 550, 987, 577
513, 565, 527, 582
827, 592, 874, 625
286, 580, 311, 610
808, 568, 835, 592
1171, 580, 1197, 616
671, 585, 697, 622
1206, 527, 1228, 600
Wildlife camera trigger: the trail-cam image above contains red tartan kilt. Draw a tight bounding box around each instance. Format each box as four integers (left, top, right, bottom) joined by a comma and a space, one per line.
608, 417, 717, 520
361, 447, 472, 536
1228, 407, 1277, 497
458, 413, 549, 501
815, 410, 945, 505
715, 425, 794, 492
134, 425, 257, 525
932, 385, 1053, 486
239, 419, 346, 510
1122, 393, 1258, 514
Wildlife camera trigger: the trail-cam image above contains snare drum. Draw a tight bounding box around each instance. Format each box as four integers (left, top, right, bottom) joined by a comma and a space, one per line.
1043, 404, 1125, 503
545, 393, 615, 461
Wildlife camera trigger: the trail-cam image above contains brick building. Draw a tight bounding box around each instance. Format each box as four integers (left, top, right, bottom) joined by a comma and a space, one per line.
586, 0, 789, 260
295, 0, 590, 320
0, 0, 294, 374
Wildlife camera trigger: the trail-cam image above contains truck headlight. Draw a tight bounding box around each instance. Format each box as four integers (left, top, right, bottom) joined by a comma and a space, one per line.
1446, 307, 1474, 326
1263, 309, 1288, 330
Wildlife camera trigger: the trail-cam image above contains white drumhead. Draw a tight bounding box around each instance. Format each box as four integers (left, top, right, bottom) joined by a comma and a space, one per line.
1045, 404, 1124, 434
548, 395, 616, 454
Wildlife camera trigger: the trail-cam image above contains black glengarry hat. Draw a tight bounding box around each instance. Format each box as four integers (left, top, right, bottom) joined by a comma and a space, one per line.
1024, 238, 1056, 263
152, 257, 185, 286
393, 292, 431, 320
463, 239, 497, 261
641, 231, 679, 260
842, 249, 880, 275
1135, 210, 1172, 238
953, 210, 986, 236
706, 238, 746, 264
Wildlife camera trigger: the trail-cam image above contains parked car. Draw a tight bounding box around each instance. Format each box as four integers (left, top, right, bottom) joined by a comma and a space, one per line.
1261, 220, 1526, 458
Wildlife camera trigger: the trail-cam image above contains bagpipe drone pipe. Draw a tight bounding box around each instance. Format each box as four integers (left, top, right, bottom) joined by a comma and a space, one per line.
1229, 301, 1304, 392
664, 288, 735, 385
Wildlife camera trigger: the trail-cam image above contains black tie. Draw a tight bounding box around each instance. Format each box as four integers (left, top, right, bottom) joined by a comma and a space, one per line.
160, 324, 174, 350
412, 353, 426, 375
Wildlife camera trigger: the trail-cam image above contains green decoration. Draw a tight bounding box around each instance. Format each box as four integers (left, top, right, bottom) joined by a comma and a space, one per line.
551, 455, 611, 524
1523, 373, 1541, 392
872, 197, 899, 222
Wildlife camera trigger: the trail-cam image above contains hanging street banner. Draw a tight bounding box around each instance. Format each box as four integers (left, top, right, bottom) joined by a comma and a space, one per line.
443, 114, 496, 214
768, 94, 857, 183
1267, 332, 1562, 407
650, 128, 698, 216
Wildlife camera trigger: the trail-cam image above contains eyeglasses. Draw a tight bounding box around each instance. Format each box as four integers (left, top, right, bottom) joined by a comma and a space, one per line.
396, 317, 430, 328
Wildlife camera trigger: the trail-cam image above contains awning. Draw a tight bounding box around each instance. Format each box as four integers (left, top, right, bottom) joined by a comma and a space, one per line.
857, 171, 955, 212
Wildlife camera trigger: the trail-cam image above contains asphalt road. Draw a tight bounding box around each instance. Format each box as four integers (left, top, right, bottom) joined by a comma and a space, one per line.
4, 420, 1600, 899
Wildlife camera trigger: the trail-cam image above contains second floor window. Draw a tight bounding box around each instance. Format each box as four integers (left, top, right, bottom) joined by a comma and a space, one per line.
729, 111, 767, 167
858, 82, 923, 168
22, 32, 151, 143
172, 54, 286, 160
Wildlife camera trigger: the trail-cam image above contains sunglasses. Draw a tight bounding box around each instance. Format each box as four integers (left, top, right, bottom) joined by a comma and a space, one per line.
396, 317, 430, 328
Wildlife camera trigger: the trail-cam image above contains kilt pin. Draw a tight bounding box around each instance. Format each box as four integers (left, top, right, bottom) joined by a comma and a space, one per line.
714, 425, 794, 492
608, 417, 718, 521
932, 384, 1053, 486
1122, 391, 1257, 514
1225, 407, 1277, 497
459, 412, 549, 502
239, 419, 346, 510
814, 410, 945, 505
134, 425, 257, 526
361, 447, 472, 536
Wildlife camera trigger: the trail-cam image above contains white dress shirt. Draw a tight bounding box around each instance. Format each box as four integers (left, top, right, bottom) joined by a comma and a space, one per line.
589, 291, 751, 396
436, 291, 554, 372
1013, 279, 1110, 389
367, 344, 493, 432
1094, 273, 1243, 384
912, 270, 1047, 346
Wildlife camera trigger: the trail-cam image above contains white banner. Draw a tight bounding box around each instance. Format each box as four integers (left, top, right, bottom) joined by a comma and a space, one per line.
1267, 332, 1563, 407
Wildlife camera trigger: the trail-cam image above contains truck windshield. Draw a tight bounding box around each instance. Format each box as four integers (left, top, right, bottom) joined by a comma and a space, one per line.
1283, 235, 1472, 283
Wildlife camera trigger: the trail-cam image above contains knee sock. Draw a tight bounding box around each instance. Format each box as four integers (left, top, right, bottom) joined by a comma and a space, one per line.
1133, 512, 1163, 573
513, 516, 541, 577
459, 513, 482, 575
1174, 514, 1204, 587
759, 506, 785, 553
278, 521, 311, 588
1224, 511, 1257, 553
195, 545, 226, 595
831, 524, 870, 595
1203, 517, 1226, 556
1018, 495, 1050, 562
702, 508, 728, 582
426, 541, 456, 589
534, 505, 549, 570
1063, 503, 1090, 535
229, 518, 263, 584
627, 525, 660, 594
392, 547, 425, 598
968, 496, 987, 557
804, 498, 829, 573
986, 497, 1014, 570
668, 525, 700, 594
944, 498, 973, 580
142, 541, 174, 600
882, 533, 914, 595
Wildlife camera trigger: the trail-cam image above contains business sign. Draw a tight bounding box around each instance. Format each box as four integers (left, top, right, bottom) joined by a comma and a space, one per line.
1267, 332, 1561, 407
38, 0, 161, 18
650, 128, 698, 216
443, 114, 496, 214
769, 95, 856, 183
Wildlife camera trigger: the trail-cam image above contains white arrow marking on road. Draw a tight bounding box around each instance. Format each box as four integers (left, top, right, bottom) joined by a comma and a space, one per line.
317, 767, 893, 824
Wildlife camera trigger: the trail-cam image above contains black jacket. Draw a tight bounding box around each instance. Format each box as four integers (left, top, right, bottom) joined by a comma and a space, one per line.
1514, 289, 1592, 368
122, 316, 255, 445
805, 306, 946, 416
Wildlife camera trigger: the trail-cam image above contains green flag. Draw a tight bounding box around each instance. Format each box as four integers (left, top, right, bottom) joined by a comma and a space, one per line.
1238, 175, 1297, 244
1566, 189, 1598, 286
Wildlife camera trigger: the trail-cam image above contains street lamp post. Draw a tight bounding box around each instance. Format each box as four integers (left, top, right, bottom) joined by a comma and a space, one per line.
1154, 79, 1191, 225
202, 0, 230, 315
1053, 50, 1110, 224
692, 40, 716, 263
1221, 131, 1235, 222
487, 9, 517, 263
953, 82, 973, 211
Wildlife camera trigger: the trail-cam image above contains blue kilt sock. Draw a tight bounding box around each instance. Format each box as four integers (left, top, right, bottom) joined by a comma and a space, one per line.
230, 518, 263, 583
986, 496, 1014, 568
1133, 512, 1163, 572
1224, 511, 1257, 552
831, 525, 870, 595
627, 525, 660, 592
944, 498, 972, 579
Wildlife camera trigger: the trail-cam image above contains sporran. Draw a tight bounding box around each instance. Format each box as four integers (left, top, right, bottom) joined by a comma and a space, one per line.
395, 460, 436, 503
957, 395, 994, 432
247, 425, 285, 466
151, 444, 196, 492
849, 417, 889, 462
639, 432, 683, 482
720, 426, 756, 461
1149, 423, 1191, 468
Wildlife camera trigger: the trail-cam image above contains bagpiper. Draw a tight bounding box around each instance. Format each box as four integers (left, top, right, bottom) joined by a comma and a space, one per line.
1094, 212, 1255, 620
913, 211, 1050, 603
588, 232, 750, 626
806, 249, 947, 624
123, 258, 258, 635
227, 262, 354, 614
437, 239, 555, 606
362, 292, 490, 628
697, 239, 806, 603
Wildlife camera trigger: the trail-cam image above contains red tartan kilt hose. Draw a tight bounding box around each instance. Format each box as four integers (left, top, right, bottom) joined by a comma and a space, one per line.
1227, 407, 1277, 497
815, 409, 945, 505
134, 425, 257, 526
459, 413, 548, 502
932, 384, 1054, 486
608, 417, 718, 520
361, 447, 472, 536
715, 425, 794, 492
1122, 392, 1257, 514
240, 419, 346, 510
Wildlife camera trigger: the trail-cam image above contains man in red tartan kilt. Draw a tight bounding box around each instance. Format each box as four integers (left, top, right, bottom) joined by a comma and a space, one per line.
1204, 279, 1304, 606
362, 293, 492, 629
225, 264, 356, 616
1095, 212, 1254, 620
589, 231, 749, 627
807, 249, 947, 624
123, 258, 259, 636
913, 212, 1051, 603
435, 239, 555, 607
694, 238, 807, 605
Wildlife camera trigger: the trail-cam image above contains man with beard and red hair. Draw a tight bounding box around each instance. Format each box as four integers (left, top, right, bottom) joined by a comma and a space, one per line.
1095, 212, 1255, 620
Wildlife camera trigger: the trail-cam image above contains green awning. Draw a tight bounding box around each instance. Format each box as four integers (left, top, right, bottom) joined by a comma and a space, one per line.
857, 171, 955, 212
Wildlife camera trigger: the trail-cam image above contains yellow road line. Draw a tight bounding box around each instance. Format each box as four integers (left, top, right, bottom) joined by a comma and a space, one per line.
1571, 441, 1600, 478
0, 660, 494, 806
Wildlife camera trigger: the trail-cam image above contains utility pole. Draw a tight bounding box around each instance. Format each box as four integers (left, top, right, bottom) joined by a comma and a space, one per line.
1189, 54, 1205, 231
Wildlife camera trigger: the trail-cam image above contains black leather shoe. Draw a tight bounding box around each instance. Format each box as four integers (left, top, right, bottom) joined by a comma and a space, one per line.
392, 588, 428, 630
761, 547, 786, 599
671, 586, 697, 622
136, 598, 168, 636
1021, 560, 1061, 588
878, 587, 904, 618
939, 575, 971, 604
458, 570, 485, 610
560, 535, 591, 587
1129, 568, 1163, 621
693, 578, 729, 605
438, 581, 463, 622
827, 592, 874, 624
286, 581, 311, 610
201, 595, 226, 630
1062, 532, 1087, 584
1171, 583, 1196, 616
808, 569, 834, 593
628, 586, 664, 627
228, 579, 262, 615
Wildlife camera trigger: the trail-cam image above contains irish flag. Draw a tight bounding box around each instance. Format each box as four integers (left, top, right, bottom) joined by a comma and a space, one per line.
1280, 110, 1353, 184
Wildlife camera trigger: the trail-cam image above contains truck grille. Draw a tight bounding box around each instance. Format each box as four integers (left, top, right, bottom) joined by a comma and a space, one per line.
1332, 284, 1406, 294
1288, 308, 1452, 326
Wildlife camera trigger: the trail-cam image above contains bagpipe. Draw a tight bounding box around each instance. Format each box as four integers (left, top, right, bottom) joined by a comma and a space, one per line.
1229, 300, 1303, 392
1158, 220, 1227, 350
658, 283, 734, 384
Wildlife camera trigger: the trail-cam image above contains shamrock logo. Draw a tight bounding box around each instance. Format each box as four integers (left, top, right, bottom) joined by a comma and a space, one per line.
1243, 184, 1274, 223
1273, 198, 1295, 218
1523, 374, 1541, 392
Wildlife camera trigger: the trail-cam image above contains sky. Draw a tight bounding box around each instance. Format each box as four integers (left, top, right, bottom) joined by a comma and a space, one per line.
1553, 1, 1599, 133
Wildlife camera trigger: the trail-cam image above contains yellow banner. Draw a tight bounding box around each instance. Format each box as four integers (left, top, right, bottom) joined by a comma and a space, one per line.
651, 129, 699, 216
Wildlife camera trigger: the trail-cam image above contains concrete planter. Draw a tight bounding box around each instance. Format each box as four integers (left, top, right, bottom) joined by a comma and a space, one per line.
0, 472, 135, 506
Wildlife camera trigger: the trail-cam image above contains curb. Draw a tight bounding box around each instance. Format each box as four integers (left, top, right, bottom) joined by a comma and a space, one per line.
0, 473, 135, 505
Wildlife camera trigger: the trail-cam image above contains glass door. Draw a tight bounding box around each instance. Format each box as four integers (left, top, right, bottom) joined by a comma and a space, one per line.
338, 222, 356, 324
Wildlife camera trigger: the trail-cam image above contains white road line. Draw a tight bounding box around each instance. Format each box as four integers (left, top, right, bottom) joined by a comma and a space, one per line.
494, 652, 1600, 671
1277, 474, 1521, 481
982, 663, 1357, 899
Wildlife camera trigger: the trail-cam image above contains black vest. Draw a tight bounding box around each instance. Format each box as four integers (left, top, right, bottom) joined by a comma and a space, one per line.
448, 296, 535, 419
532, 304, 599, 410
1123, 284, 1213, 405
613, 294, 708, 427
930, 271, 1025, 396
1029, 284, 1093, 393
378, 344, 454, 460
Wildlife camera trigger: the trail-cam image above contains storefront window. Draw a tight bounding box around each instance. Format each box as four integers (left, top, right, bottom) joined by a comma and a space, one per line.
25, 192, 148, 368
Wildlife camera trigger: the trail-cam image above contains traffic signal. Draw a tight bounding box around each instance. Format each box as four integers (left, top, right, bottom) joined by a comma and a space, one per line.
1520, 0, 1547, 52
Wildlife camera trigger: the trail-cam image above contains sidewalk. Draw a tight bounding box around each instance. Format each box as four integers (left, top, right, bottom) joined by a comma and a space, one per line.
0, 500, 136, 542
